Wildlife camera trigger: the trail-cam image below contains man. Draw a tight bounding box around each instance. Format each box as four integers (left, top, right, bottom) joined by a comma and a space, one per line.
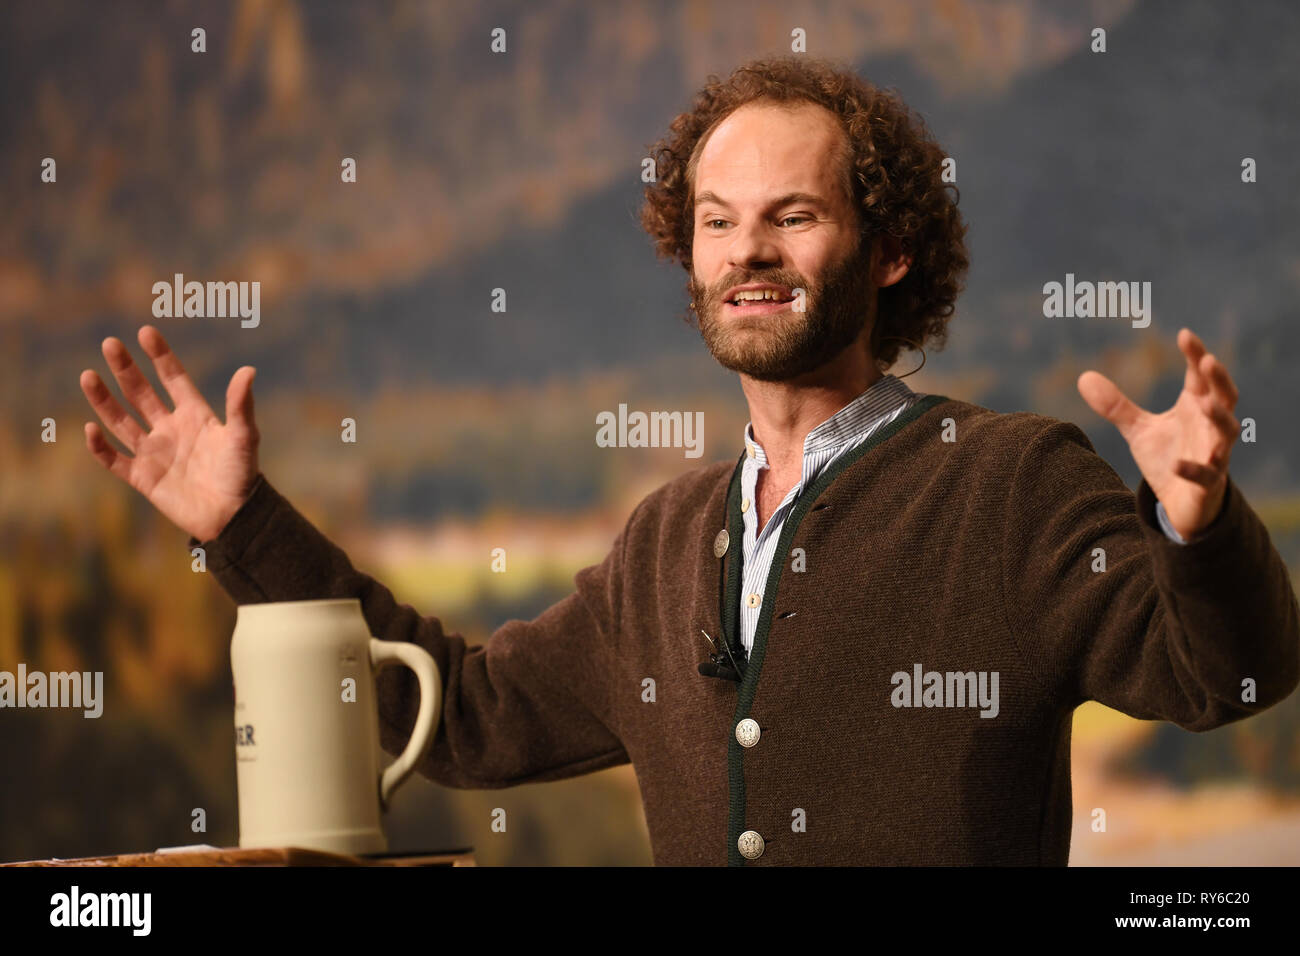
80, 56, 1299, 865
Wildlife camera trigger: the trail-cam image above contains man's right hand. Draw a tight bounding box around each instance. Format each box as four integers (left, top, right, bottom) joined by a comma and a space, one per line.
80, 324, 261, 543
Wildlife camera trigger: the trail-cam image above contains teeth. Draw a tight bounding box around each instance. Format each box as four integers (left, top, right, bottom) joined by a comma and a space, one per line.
731, 289, 788, 302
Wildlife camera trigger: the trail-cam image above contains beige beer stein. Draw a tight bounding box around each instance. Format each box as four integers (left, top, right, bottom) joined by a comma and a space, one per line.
231, 599, 441, 855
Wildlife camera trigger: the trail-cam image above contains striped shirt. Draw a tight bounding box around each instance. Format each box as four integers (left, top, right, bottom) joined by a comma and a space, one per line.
736, 373, 1192, 657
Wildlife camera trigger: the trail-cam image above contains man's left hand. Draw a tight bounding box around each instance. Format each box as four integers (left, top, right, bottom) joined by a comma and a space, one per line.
1078, 327, 1240, 540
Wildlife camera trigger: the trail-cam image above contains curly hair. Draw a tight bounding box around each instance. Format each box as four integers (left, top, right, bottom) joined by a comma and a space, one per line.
640, 55, 969, 370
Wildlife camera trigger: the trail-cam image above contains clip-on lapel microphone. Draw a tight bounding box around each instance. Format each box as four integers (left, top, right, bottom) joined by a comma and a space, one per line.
698, 629, 745, 682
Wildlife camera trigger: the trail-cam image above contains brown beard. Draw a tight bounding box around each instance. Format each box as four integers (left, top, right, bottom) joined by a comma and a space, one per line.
688, 235, 877, 381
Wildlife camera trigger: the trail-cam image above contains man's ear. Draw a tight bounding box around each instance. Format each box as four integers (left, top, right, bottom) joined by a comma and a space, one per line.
870, 234, 913, 288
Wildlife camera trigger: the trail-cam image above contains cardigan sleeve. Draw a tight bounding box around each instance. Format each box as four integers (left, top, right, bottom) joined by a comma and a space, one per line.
998, 420, 1300, 731
190, 473, 631, 788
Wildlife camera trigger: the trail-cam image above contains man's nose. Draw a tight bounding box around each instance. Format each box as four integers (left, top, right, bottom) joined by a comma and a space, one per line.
726, 220, 782, 271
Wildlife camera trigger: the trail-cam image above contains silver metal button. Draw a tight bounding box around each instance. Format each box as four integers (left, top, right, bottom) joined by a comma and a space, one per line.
738, 830, 765, 860
735, 718, 761, 747
713, 529, 729, 558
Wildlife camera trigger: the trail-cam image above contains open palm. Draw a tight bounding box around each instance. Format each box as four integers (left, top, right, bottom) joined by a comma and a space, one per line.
80, 325, 260, 542
1078, 327, 1239, 540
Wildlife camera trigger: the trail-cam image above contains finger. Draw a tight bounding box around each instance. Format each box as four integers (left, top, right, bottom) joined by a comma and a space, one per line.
1178, 327, 1210, 396
1077, 370, 1145, 436
1199, 351, 1239, 412
1199, 393, 1239, 441
79, 368, 146, 453
101, 335, 171, 427
84, 422, 134, 484
225, 366, 258, 436
138, 325, 208, 411
1173, 458, 1224, 489
1199, 395, 1238, 469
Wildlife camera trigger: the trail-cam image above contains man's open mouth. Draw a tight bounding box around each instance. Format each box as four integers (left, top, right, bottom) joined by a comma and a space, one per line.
725, 291, 796, 313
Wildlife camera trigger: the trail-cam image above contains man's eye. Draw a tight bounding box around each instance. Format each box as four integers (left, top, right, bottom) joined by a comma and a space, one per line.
702, 216, 809, 230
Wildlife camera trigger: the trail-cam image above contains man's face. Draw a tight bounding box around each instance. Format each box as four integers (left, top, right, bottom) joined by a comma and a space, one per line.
688, 100, 875, 382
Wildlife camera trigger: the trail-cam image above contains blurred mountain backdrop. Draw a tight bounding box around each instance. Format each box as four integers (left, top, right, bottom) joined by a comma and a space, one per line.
2, 0, 1299, 865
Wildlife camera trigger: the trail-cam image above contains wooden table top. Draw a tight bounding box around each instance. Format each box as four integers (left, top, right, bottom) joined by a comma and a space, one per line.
2, 846, 476, 867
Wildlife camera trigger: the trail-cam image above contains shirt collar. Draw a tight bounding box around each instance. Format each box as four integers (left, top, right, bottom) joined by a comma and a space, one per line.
743, 373, 916, 465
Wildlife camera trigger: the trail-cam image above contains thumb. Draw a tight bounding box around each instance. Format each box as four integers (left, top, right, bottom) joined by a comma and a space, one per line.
226, 366, 258, 436
1077, 370, 1142, 438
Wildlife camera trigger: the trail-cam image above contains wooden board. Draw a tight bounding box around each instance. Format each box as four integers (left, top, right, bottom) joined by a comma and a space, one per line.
2, 846, 476, 867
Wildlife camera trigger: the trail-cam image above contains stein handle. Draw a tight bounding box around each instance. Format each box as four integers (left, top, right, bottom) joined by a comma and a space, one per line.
368, 638, 442, 811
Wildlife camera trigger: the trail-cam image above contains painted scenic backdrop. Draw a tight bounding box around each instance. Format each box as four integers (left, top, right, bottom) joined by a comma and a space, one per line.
2, 0, 1299, 864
